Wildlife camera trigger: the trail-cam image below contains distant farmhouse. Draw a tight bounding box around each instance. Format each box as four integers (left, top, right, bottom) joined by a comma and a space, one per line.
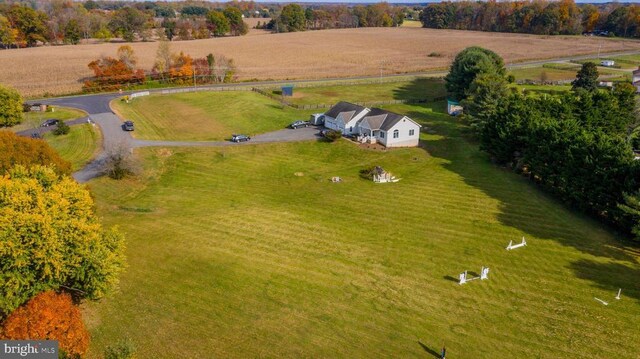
323, 102, 421, 147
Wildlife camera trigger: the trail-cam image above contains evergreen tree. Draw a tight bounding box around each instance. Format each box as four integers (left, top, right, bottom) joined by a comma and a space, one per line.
445, 46, 506, 101
572, 62, 599, 92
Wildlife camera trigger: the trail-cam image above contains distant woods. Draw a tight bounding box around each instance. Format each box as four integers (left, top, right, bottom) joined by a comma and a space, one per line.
420, 0, 640, 38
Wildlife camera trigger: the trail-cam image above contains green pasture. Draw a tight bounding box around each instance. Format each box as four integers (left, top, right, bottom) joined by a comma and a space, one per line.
111, 91, 317, 141
5, 106, 87, 133
44, 123, 101, 171
277, 78, 447, 106
83, 95, 640, 358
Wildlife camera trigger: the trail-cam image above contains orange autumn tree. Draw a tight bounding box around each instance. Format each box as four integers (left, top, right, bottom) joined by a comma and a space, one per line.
0, 291, 89, 358
169, 51, 193, 84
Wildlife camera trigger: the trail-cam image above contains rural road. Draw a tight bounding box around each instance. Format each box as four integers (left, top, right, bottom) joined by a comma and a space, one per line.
27, 49, 640, 182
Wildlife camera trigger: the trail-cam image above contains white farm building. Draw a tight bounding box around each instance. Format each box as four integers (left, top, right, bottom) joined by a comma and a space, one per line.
323, 101, 421, 148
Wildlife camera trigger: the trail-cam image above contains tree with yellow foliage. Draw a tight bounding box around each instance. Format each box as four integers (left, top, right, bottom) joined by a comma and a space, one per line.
0, 166, 126, 316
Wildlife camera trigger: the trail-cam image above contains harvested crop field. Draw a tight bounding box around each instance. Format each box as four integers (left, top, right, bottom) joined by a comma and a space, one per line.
1, 27, 639, 97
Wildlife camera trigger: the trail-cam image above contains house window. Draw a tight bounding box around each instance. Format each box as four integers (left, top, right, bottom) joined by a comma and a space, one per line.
380, 131, 385, 138
409, 129, 415, 136
350, 126, 353, 133
393, 129, 399, 138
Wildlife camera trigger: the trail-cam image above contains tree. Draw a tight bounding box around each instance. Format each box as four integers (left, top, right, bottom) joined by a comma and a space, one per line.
153, 40, 172, 80
278, 4, 306, 32
445, 46, 506, 101
618, 189, 640, 240
0, 85, 23, 127
572, 62, 599, 92
0, 166, 126, 315
223, 7, 248, 36
0, 132, 71, 175
117, 45, 137, 70
162, 19, 176, 40
6, 4, 48, 47
206, 10, 229, 37
0, 291, 90, 357
0, 15, 18, 48
64, 19, 81, 44
463, 72, 510, 133
108, 6, 150, 42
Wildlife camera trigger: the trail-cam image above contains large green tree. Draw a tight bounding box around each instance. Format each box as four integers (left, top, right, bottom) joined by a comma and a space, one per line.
278, 4, 306, 32
0, 166, 126, 316
0, 85, 23, 127
463, 72, 510, 133
571, 62, 599, 92
445, 46, 506, 101
64, 19, 81, 45
223, 7, 248, 36
206, 10, 230, 37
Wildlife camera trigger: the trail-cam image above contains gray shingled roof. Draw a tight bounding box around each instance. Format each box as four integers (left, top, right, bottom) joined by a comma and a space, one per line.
339, 110, 356, 123
360, 108, 408, 131
325, 102, 367, 119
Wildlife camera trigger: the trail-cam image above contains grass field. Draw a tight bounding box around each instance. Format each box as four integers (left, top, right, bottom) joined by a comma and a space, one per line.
276, 78, 446, 106
43, 123, 101, 171
509, 63, 629, 82
1, 27, 638, 97
111, 91, 316, 141
83, 93, 640, 358
3, 107, 87, 133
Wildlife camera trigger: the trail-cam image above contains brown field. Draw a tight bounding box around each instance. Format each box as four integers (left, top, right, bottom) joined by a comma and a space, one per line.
1, 27, 639, 97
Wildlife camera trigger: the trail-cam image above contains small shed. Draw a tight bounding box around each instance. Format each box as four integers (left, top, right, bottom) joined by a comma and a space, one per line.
309, 113, 324, 125
447, 99, 463, 116
281, 85, 294, 97
600, 60, 615, 67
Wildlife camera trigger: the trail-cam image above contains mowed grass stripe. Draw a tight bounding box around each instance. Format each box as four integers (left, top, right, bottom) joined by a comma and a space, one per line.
86, 104, 639, 358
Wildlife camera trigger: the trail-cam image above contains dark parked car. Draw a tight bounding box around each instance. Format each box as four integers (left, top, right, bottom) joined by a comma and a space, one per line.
231, 134, 251, 142
122, 121, 134, 131
40, 119, 59, 127
289, 120, 310, 129
30, 132, 42, 139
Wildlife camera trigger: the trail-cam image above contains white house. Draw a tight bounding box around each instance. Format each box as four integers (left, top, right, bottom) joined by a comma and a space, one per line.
323, 102, 370, 135
357, 108, 421, 147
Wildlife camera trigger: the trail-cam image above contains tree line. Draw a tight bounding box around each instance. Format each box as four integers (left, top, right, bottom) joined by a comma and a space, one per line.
264, 3, 404, 33
421, 0, 640, 38
0, 0, 255, 47
447, 46, 640, 241
82, 44, 237, 92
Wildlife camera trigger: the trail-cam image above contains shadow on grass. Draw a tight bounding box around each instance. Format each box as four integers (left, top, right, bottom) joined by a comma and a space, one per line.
569, 260, 640, 301
392, 78, 447, 101
403, 102, 640, 301
443, 275, 458, 283
418, 341, 441, 358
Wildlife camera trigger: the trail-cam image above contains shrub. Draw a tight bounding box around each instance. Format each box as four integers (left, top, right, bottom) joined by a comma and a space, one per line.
103, 145, 139, 179
323, 130, 342, 142
428, 52, 443, 57
0, 131, 71, 175
0, 291, 90, 358
53, 121, 70, 136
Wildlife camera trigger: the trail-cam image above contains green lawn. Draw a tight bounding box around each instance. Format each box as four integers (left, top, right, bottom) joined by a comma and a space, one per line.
279, 78, 446, 106
6, 106, 87, 133
111, 91, 317, 141
44, 123, 101, 171
401, 20, 423, 28
510, 64, 629, 83
84, 100, 640, 358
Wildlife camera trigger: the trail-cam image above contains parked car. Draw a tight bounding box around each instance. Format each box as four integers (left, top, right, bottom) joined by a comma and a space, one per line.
30, 132, 42, 139
122, 121, 134, 131
40, 119, 59, 127
231, 134, 251, 142
289, 120, 310, 129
